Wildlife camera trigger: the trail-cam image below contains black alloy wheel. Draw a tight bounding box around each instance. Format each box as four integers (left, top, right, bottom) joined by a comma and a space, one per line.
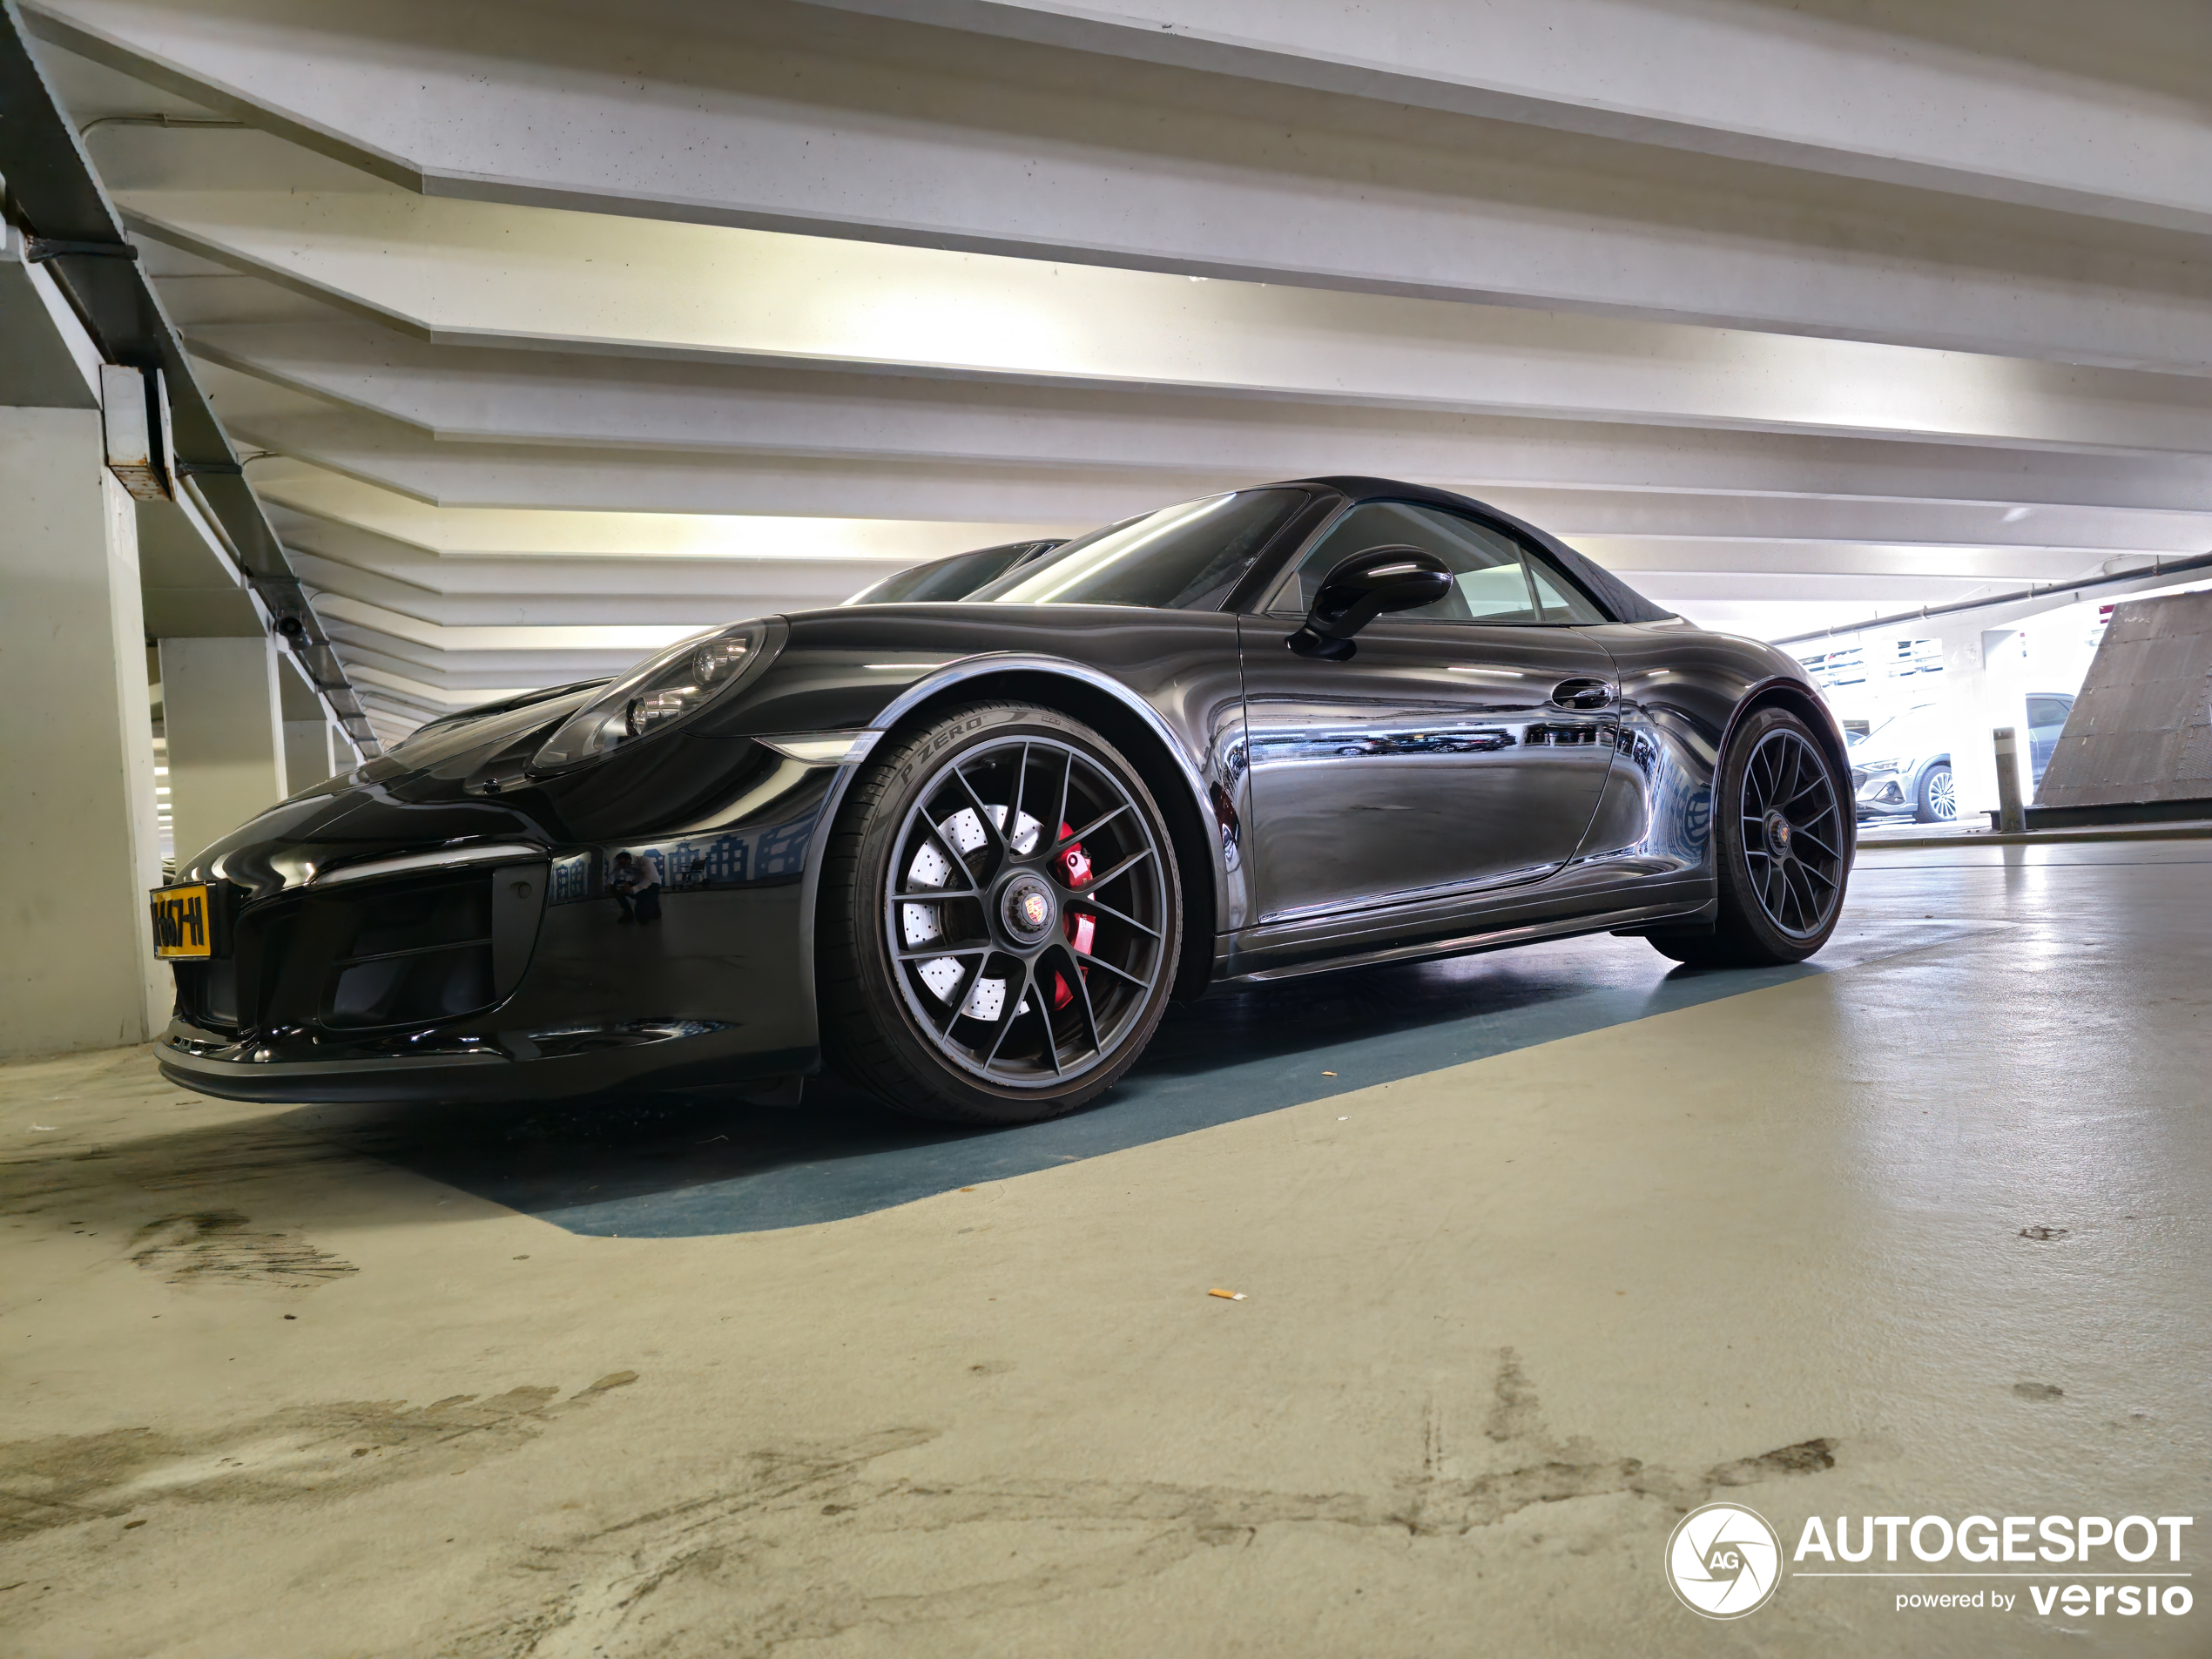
1650, 705, 1848, 968
818, 701, 1182, 1123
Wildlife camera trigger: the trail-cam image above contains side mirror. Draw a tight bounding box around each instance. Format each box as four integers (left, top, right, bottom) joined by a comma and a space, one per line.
1285, 545, 1453, 660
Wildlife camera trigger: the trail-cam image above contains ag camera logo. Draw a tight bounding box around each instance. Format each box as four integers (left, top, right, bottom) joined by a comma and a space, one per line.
1668, 1502, 1782, 1619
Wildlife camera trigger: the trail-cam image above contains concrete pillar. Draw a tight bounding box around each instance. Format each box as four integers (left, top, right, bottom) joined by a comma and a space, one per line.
0, 408, 169, 1057
1981, 629, 2032, 819
282, 718, 335, 792
159, 635, 287, 867
1934, 626, 2031, 821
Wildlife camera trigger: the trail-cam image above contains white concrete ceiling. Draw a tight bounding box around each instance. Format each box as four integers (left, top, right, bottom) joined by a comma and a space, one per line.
23, 0, 2212, 743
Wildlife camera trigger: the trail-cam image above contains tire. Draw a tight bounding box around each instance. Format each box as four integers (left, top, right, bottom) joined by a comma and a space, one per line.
817, 700, 1183, 1124
1649, 705, 1849, 968
1914, 762, 1956, 824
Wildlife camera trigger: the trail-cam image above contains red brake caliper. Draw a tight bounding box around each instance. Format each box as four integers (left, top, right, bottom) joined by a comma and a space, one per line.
1051, 822, 1094, 1010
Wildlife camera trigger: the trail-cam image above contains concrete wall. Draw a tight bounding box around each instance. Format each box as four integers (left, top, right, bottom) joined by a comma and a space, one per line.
282, 717, 334, 794
2037, 590, 2212, 808
0, 407, 168, 1057
159, 634, 287, 868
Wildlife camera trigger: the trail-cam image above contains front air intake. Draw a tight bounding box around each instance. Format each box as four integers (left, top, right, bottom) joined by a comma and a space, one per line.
232, 861, 546, 1035
322, 875, 498, 1028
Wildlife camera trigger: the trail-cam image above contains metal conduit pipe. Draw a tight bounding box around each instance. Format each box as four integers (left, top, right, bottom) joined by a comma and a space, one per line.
0, 12, 381, 752
1773, 550, 2212, 647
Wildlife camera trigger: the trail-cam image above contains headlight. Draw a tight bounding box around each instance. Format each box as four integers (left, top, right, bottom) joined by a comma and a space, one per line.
1856, 756, 1904, 775
531, 619, 779, 771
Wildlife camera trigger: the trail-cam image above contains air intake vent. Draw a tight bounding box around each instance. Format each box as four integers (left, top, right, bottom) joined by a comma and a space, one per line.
327, 944, 496, 1028
240, 860, 546, 1034
324, 875, 497, 1028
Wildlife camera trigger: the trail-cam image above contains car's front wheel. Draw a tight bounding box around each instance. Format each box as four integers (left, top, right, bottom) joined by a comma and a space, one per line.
817, 701, 1183, 1123
1650, 705, 1848, 968
1915, 762, 1956, 823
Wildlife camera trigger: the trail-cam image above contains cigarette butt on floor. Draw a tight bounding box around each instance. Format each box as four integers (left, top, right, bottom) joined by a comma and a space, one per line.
1321, 1071, 1337, 1076
1208, 1288, 1246, 1301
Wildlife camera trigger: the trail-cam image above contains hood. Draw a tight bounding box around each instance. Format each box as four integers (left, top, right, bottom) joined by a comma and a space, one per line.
176, 677, 786, 900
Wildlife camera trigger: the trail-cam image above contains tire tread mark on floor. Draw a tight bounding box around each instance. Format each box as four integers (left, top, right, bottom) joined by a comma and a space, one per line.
0, 1372, 637, 1544
449, 1355, 1838, 1659
129, 1210, 357, 1286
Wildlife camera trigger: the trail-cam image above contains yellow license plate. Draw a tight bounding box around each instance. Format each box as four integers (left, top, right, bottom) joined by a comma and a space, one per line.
150, 884, 213, 960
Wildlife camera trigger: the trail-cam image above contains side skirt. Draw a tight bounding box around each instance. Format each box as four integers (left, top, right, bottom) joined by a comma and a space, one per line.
1610, 894, 1720, 939
1216, 891, 1715, 987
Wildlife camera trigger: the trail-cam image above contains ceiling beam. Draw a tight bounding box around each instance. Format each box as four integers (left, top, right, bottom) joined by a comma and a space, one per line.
804, 0, 2212, 237
187, 314, 2212, 515
96, 165, 2212, 459
28, 0, 2212, 371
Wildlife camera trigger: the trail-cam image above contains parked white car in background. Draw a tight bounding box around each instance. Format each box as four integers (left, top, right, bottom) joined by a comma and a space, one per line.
1849, 694, 2075, 822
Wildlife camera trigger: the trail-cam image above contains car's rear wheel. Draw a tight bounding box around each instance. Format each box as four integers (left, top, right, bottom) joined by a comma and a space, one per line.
1915, 762, 1956, 823
1650, 705, 1848, 968
818, 701, 1182, 1123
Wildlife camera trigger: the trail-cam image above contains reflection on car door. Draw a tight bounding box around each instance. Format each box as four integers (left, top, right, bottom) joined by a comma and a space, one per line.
1238, 500, 1619, 922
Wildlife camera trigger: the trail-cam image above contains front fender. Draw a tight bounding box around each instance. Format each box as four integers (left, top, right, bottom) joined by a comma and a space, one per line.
787, 647, 1238, 1029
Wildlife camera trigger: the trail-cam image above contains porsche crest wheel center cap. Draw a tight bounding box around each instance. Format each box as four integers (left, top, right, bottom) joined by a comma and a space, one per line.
1763, 810, 1793, 859
1000, 874, 1056, 944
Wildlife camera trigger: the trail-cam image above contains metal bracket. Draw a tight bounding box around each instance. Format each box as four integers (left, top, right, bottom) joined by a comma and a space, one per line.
25, 236, 138, 263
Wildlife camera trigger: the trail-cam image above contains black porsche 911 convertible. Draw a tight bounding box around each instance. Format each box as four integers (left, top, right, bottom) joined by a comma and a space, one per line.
151, 477, 1852, 1123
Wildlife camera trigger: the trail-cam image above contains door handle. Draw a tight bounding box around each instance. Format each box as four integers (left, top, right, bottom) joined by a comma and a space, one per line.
1550, 678, 1613, 711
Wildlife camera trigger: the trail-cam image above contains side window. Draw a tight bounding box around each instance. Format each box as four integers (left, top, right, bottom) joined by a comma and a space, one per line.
1264, 501, 1604, 625
2027, 696, 2071, 730
1524, 556, 1607, 625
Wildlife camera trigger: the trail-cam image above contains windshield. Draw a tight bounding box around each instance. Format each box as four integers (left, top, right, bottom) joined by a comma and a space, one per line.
848, 542, 1050, 604
968, 489, 1306, 610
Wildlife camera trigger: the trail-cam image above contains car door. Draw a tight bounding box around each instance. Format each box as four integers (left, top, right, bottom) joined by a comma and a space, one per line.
1238, 500, 1620, 921
2027, 694, 2073, 787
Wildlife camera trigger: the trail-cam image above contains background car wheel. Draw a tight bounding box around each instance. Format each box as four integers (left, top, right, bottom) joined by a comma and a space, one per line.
818, 701, 1183, 1124
1649, 705, 1848, 968
1915, 762, 1956, 824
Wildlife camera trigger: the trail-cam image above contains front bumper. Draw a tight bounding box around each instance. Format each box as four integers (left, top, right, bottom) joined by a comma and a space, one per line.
1851, 766, 1913, 819
157, 786, 834, 1104
158, 1015, 813, 1105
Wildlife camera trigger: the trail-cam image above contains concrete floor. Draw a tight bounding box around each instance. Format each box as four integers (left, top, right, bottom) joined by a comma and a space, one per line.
3, 842, 2206, 1657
